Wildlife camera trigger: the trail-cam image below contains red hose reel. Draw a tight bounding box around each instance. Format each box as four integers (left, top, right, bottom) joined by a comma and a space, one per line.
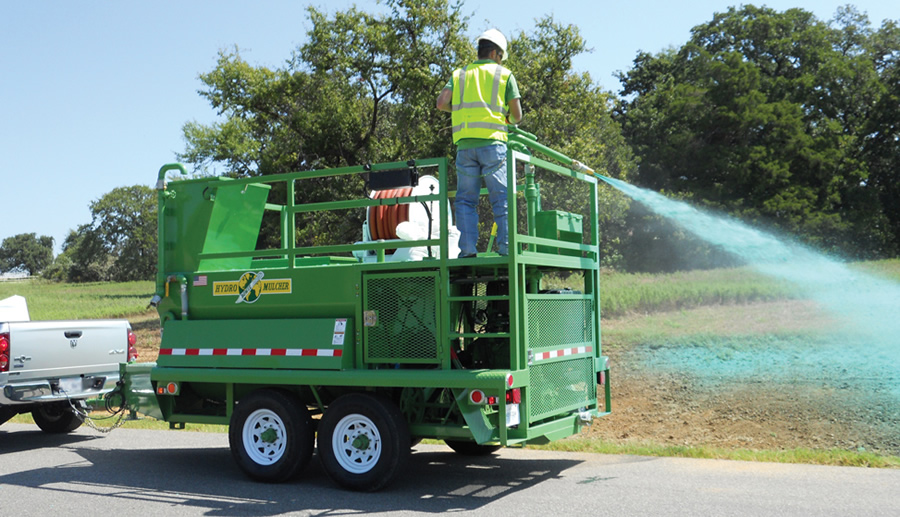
367, 187, 413, 240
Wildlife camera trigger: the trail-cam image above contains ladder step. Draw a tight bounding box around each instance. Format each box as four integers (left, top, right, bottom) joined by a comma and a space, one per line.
447, 295, 509, 302
450, 332, 510, 339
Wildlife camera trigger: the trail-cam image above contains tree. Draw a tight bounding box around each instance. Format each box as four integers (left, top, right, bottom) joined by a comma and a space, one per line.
0, 233, 53, 275
860, 17, 900, 255
182, 0, 471, 177
180, 0, 472, 249
616, 5, 900, 261
178, 1, 637, 264
300, 0, 472, 162
67, 186, 157, 282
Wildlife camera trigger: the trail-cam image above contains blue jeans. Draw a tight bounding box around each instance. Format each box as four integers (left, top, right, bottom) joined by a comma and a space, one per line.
455, 143, 508, 256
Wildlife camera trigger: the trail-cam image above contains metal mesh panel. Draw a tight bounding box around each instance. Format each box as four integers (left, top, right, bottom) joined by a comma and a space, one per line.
365, 275, 438, 362
527, 297, 593, 351
528, 357, 596, 422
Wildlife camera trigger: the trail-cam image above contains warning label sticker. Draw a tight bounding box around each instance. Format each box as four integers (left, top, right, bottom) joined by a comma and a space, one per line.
333, 318, 347, 346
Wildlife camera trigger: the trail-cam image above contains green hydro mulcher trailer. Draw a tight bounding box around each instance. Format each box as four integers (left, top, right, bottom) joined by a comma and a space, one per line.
118, 128, 610, 491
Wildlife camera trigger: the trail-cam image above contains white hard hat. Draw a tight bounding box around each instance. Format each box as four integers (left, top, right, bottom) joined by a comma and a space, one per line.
477, 28, 508, 61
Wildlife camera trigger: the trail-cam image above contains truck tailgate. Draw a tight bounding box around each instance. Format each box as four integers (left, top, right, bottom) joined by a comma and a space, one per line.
6, 320, 130, 379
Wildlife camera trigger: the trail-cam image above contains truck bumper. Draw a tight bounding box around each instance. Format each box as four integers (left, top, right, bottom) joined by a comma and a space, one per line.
0, 371, 121, 405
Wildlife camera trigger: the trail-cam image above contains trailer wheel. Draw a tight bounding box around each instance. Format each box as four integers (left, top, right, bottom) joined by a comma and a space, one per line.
444, 440, 502, 456
32, 402, 83, 434
229, 389, 313, 482
318, 393, 410, 491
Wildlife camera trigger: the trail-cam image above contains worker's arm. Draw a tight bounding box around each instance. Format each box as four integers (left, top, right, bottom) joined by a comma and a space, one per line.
436, 88, 452, 112
507, 98, 523, 125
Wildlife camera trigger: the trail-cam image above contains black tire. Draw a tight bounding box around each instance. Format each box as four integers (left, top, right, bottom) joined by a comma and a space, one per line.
444, 440, 502, 456
228, 389, 314, 483
32, 403, 83, 434
318, 393, 410, 491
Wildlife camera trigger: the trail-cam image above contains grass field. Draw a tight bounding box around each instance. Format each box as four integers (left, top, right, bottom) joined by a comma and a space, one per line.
0, 280, 154, 320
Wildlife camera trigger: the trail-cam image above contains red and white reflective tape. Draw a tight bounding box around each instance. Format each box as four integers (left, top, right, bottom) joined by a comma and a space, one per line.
159, 348, 342, 357
532, 345, 592, 362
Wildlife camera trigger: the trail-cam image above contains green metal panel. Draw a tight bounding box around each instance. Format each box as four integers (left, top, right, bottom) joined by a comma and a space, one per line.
363, 271, 440, 364
160, 178, 269, 275
527, 294, 593, 353
181, 265, 360, 321
149, 365, 513, 390
528, 356, 596, 423
198, 182, 271, 271
162, 179, 214, 275
120, 362, 164, 420
535, 210, 583, 257
158, 318, 350, 370
524, 290, 597, 424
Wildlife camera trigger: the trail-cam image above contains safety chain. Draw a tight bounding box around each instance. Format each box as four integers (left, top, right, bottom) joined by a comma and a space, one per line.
64, 391, 130, 434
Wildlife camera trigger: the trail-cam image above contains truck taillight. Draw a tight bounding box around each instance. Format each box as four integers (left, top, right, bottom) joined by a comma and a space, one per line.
0, 333, 9, 372
127, 330, 138, 362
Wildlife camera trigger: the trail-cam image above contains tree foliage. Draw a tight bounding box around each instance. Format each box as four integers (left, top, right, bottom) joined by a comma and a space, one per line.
59, 186, 157, 282
300, 0, 472, 162
178, 0, 635, 264
616, 5, 900, 261
179, 0, 477, 249
181, 0, 472, 177
0, 233, 53, 275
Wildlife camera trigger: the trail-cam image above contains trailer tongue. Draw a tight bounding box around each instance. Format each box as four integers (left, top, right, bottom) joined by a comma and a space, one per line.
118, 130, 610, 491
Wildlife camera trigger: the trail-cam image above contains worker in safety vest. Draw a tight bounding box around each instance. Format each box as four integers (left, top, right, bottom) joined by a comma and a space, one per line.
437, 28, 523, 258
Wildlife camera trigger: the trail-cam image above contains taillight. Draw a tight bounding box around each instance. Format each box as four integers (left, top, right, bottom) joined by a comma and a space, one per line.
469, 387, 522, 406
0, 333, 10, 372
127, 330, 138, 362
156, 381, 179, 395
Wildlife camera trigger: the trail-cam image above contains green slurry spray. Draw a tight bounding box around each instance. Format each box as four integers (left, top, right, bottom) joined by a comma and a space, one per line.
599, 174, 900, 388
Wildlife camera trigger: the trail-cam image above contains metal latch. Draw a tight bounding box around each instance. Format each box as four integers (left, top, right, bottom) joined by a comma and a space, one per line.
577, 409, 593, 425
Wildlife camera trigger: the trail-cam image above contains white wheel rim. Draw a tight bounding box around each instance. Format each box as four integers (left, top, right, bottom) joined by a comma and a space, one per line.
331, 413, 381, 474
242, 408, 287, 465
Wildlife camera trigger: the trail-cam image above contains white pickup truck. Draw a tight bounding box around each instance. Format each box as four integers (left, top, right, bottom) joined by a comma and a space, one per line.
0, 295, 137, 433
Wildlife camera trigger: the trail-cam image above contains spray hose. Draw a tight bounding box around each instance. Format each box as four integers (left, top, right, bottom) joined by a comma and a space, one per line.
508, 126, 599, 178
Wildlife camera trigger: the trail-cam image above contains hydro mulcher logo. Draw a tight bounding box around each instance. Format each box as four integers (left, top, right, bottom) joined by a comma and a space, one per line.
212, 271, 292, 304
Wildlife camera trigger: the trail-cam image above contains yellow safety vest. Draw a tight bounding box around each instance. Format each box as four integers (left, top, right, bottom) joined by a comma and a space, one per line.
450, 62, 512, 144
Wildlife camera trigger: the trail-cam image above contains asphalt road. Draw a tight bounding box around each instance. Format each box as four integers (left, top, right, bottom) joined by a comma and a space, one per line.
1, 422, 899, 516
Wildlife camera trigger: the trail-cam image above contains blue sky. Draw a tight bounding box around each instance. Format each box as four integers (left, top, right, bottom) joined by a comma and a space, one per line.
1, 1, 895, 255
